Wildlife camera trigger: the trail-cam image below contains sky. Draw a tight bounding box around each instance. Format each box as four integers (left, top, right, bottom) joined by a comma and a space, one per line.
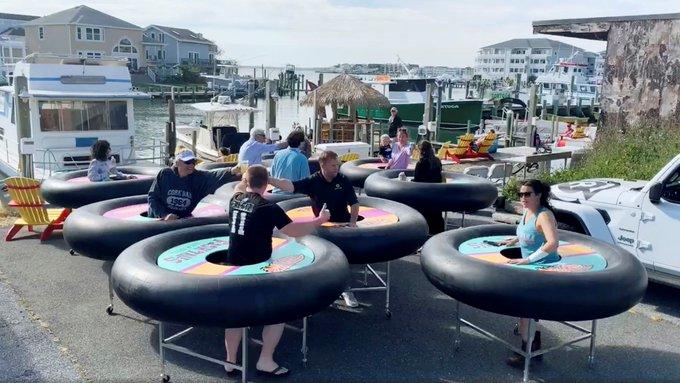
2, 0, 678, 67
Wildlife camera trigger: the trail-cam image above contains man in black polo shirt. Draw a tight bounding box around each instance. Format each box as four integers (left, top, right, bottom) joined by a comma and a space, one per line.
273, 150, 359, 226
272, 150, 361, 307
224, 165, 329, 378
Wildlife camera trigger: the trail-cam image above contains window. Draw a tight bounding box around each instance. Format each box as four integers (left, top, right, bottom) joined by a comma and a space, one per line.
188, 52, 199, 62
39, 27, 44, 40
77, 51, 103, 59
39, 101, 128, 131
511, 49, 526, 55
151, 33, 155, 40
662, 168, 680, 204
209, 53, 214, 62
76, 26, 103, 41
113, 39, 138, 54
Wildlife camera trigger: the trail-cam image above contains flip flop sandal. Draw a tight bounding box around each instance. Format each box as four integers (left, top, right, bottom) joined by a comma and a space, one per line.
256, 366, 290, 377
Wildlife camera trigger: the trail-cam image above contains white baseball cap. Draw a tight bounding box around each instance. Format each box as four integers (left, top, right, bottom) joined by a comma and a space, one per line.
176, 149, 196, 162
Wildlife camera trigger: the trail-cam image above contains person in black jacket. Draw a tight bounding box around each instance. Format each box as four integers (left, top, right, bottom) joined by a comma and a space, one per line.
412, 141, 445, 234
388, 107, 403, 138
147, 149, 239, 220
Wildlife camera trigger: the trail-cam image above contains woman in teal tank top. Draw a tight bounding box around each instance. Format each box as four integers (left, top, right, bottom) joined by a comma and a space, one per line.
499, 179, 560, 368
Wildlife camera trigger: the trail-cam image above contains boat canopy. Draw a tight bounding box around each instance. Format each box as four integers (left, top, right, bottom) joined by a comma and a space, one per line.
19, 90, 150, 99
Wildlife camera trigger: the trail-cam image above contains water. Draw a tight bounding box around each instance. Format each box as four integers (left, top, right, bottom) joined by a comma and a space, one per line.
132, 69, 337, 156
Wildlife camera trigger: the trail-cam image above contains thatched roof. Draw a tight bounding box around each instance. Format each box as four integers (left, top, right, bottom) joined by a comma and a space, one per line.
300, 74, 390, 108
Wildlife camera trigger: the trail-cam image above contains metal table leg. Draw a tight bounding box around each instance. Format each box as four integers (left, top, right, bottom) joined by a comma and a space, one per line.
302, 317, 308, 366
523, 320, 535, 383
106, 276, 114, 315
241, 327, 248, 383
588, 320, 597, 366
454, 300, 461, 351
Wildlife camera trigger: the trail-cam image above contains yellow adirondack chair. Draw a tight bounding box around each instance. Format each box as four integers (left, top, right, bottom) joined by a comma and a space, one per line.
411, 147, 421, 161
572, 126, 587, 139
436, 141, 451, 160
477, 132, 497, 154
4, 177, 70, 242
339, 152, 359, 162
449, 133, 475, 157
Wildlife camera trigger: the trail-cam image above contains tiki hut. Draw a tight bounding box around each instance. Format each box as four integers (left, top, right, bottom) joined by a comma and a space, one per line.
300, 74, 390, 144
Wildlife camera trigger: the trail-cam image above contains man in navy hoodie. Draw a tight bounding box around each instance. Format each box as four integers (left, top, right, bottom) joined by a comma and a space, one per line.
148, 149, 239, 220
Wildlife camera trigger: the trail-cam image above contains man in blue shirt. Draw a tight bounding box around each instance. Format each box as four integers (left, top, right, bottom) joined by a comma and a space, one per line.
270, 130, 310, 193
237, 128, 288, 165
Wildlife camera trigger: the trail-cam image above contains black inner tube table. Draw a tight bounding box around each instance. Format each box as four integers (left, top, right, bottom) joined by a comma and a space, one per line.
421, 224, 647, 382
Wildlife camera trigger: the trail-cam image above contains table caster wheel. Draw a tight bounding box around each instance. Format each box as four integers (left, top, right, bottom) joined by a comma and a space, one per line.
161, 374, 170, 382
106, 305, 114, 315
454, 340, 461, 351
513, 323, 520, 336
385, 309, 392, 319
587, 356, 595, 368
69, 249, 76, 256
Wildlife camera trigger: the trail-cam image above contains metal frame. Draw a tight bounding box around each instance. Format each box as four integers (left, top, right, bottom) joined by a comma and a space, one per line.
452, 300, 596, 383
107, 278, 308, 382
158, 319, 308, 383
349, 262, 392, 317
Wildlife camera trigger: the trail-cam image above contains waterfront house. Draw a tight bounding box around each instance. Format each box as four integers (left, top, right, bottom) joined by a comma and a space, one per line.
142, 25, 218, 81
23, 5, 145, 71
474, 38, 598, 81
0, 13, 39, 81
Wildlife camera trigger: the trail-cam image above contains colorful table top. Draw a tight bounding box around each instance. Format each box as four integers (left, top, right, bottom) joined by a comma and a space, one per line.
157, 236, 315, 276
102, 202, 226, 221
458, 235, 607, 272
286, 205, 399, 228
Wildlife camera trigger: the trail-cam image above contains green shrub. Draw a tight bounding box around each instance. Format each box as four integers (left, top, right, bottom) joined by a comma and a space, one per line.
501, 177, 521, 202
545, 124, 680, 184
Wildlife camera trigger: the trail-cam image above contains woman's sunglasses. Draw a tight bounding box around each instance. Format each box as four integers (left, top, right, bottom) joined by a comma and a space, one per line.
516, 191, 534, 198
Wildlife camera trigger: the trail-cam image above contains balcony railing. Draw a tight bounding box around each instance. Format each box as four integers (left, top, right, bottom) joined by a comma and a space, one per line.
180, 58, 216, 67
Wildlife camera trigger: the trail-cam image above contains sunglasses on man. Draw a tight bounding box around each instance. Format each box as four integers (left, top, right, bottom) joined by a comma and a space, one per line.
182, 159, 196, 165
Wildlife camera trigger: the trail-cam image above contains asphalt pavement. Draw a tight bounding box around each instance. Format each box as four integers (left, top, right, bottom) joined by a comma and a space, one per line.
1, 217, 679, 383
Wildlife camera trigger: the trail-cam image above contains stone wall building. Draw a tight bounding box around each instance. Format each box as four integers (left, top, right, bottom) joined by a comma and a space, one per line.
534, 13, 680, 129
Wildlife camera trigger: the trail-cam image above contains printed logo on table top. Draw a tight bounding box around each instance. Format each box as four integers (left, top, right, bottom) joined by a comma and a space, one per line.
557, 180, 620, 199
157, 236, 315, 276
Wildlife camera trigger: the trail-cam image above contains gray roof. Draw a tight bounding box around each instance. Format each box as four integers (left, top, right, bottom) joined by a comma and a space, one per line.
0, 13, 39, 22
0, 27, 25, 37
148, 25, 215, 45
533, 13, 680, 41
24, 5, 141, 30
480, 38, 584, 51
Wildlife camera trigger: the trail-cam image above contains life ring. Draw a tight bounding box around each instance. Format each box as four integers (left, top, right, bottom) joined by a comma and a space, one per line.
215, 181, 308, 204
40, 166, 163, 208
364, 169, 498, 213
63, 195, 229, 259
111, 224, 350, 328
277, 196, 428, 264
420, 224, 647, 321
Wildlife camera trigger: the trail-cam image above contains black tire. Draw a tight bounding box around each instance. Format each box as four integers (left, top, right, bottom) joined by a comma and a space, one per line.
196, 162, 238, 170
215, 181, 308, 204
63, 195, 229, 259
111, 225, 350, 328
340, 158, 386, 188
364, 169, 498, 213
277, 196, 428, 264
41, 166, 163, 208
421, 224, 648, 321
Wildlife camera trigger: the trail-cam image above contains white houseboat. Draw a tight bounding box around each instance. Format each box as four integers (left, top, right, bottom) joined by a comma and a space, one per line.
0, 54, 149, 178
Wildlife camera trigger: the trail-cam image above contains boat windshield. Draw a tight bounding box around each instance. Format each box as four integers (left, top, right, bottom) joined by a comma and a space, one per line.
38, 100, 128, 132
